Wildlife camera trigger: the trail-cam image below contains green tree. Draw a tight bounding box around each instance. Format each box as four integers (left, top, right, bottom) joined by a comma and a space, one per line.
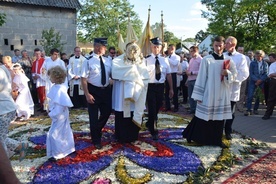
0, 13, 6, 26
164, 30, 181, 48
183, 38, 196, 43
77, 0, 143, 48
151, 22, 180, 47
40, 27, 66, 56
201, 0, 276, 52
195, 30, 209, 43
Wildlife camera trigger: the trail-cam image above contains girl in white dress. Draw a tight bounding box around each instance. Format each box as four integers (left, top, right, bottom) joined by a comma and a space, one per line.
13, 63, 34, 120
46, 66, 75, 161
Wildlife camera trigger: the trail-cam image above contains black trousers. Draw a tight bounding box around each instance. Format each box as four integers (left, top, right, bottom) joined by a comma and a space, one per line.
146, 83, 164, 136
165, 73, 178, 110
264, 78, 276, 116
225, 101, 236, 135
87, 83, 112, 144
264, 78, 270, 105
181, 74, 188, 103
71, 85, 87, 108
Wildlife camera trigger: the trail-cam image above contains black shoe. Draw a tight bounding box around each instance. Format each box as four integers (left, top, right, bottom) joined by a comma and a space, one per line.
225, 134, 232, 140
48, 157, 57, 162
152, 134, 158, 140
145, 122, 149, 129
95, 144, 102, 149
164, 108, 171, 112
173, 108, 178, 112
68, 151, 77, 158
262, 115, 270, 120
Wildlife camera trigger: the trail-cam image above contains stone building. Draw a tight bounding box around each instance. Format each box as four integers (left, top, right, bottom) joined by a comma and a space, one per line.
0, 0, 81, 56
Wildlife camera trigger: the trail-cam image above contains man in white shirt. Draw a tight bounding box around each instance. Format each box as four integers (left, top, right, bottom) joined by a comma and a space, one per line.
81, 38, 112, 149
108, 46, 116, 60
236, 46, 251, 112
165, 44, 180, 112
41, 48, 67, 111
262, 53, 276, 120
145, 37, 173, 140
224, 36, 249, 140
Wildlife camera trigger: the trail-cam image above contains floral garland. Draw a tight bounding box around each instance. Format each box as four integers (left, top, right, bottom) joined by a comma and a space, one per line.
115, 156, 152, 184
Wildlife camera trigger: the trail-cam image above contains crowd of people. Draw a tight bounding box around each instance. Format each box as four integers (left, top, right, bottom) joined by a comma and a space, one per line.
0, 35, 275, 181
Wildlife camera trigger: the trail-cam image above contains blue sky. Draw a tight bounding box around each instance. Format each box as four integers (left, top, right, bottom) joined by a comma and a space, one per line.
128, 0, 209, 39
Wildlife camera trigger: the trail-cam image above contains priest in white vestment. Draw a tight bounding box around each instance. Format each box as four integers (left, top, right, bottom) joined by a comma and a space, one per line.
183, 36, 237, 148
46, 66, 75, 160
112, 41, 149, 143
68, 47, 87, 108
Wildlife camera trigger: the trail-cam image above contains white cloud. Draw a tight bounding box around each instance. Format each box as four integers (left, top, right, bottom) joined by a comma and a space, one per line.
190, 10, 201, 16
193, 2, 207, 10
167, 25, 194, 32
180, 17, 208, 22
189, 2, 208, 16
193, 2, 204, 10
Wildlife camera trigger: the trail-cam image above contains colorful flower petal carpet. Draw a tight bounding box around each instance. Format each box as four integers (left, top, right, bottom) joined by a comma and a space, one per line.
9, 109, 273, 183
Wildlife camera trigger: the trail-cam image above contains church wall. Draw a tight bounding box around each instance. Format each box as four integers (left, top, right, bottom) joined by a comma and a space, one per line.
0, 3, 77, 56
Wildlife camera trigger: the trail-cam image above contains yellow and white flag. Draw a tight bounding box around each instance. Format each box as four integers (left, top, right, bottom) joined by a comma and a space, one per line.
138, 8, 153, 57
117, 31, 125, 55
126, 21, 138, 44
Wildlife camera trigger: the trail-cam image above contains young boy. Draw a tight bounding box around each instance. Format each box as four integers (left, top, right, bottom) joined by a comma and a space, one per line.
46, 66, 75, 161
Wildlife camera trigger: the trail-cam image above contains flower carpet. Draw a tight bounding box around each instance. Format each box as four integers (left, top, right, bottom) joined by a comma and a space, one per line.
9, 109, 272, 183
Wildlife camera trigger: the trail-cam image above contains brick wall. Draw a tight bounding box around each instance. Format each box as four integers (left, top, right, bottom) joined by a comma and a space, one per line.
0, 3, 77, 57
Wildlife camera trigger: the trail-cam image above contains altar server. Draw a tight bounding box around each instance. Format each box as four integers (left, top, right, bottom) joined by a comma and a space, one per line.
182, 36, 237, 148
46, 66, 75, 161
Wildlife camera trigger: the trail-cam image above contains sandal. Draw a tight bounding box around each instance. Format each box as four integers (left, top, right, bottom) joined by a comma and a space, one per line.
18, 142, 28, 162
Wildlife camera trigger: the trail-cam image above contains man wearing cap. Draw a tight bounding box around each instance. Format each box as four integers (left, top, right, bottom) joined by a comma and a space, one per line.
145, 37, 174, 140
81, 38, 112, 149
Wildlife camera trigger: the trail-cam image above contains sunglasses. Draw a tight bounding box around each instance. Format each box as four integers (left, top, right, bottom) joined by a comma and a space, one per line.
110, 52, 115, 54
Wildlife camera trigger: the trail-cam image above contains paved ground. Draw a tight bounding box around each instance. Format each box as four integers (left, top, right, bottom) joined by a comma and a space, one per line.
233, 105, 276, 149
